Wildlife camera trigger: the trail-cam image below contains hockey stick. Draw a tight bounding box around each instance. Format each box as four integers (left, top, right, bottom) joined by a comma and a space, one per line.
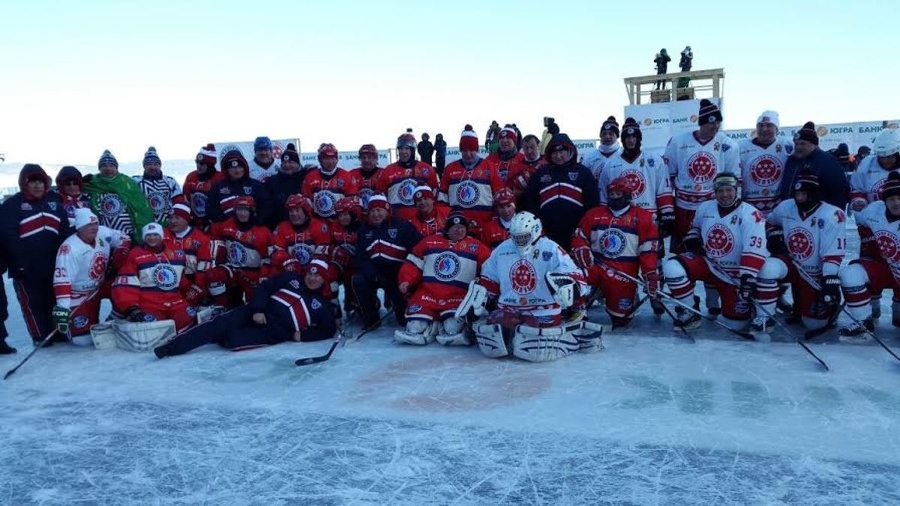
4, 330, 57, 380
294, 311, 392, 366
756, 304, 830, 372
802, 303, 843, 341
596, 260, 756, 340
838, 305, 900, 364
657, 296, 696, 342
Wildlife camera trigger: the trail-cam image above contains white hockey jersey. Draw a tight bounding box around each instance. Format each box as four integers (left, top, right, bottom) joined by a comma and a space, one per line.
53, 226, 129, 309
479, 236, 585, 318
848, 156, 900, 211
133, 175, 183, 224
664, 131, 739, 210
738, 138, 793, 215
580, 146, 620, 182
249, 159, 281, 182
691, 200, 767, 284
767, 200, 846, 279
850, 201, 899, 277
599, 151, 673, 213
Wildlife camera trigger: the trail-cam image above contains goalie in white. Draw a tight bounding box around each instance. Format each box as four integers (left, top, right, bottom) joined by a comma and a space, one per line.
455, 211, 602, 362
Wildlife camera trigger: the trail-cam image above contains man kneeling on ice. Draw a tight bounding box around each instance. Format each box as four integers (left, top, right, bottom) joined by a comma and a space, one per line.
154, 258, 337, 358
454, 211, 603, 362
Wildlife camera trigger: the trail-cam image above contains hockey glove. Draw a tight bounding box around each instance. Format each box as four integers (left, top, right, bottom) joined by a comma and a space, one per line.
766, 228, 786, 255
821, 275, 841, 305
184, 284, 205, 305
52, 306, 71, 334
739, 274, 757, 302
547, 273, 578, 309
331, 244, 354, 269
455, 280, 488, 319
681, 230, 704, 256
124, 305, 149, 323
657, 211, 675, 238
571, 246, 594, 270
643, 271, 660, 298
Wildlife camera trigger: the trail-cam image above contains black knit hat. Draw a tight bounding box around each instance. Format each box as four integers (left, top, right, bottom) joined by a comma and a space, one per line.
794, 121, 819, 145
601, 116, 620, 137
698, 99, 723, 125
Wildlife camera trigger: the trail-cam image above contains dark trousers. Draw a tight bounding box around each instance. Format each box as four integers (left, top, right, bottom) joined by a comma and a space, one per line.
0, 275, 8, 340
13, 278, 55, 341
351, 271, 406, 327
163, 306, 290, 356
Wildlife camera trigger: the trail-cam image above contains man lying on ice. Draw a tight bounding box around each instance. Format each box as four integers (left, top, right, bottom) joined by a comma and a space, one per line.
153, 258, 337, 358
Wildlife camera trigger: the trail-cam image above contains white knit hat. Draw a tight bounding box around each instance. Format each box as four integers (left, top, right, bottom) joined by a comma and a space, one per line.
74, 208, 99, 229
756, 110, 780, 128
142, 222, 164, 240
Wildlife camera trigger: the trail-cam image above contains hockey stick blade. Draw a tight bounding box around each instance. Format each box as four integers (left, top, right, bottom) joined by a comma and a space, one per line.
756, 304, 829, 372
4, 330, 57, 380
295, 340, 340, 366
838, 305, 900, 364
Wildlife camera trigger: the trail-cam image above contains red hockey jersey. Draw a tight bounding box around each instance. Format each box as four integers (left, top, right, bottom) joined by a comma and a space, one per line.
374, 161, 439, 222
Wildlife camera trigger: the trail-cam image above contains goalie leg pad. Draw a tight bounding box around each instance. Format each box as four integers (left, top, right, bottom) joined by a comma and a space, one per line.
475, 323, 509, 358
511, 323, 580, 362
393, 318, 436, 346
454, 280, 488, 319
435, 315, 471, 346
574, 321, 605, 353
89, 323, 117, 350
113, 319, 177, 352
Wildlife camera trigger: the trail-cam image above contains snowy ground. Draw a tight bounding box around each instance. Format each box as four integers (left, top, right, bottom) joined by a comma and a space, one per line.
4, 223, 900, 505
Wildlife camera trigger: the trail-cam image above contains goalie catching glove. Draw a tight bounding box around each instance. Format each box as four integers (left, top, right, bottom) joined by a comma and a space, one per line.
454, 280, 489, 319
546, 273, 578, 309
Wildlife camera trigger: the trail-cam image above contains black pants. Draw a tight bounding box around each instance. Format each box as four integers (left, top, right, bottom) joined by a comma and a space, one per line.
0, 275, 9, 340
13, 278, 55, 341
162, 306, 290, 356
351, 271, 406, 327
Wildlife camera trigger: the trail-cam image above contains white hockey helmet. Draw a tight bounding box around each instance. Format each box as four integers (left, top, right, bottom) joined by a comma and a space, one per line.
510, 211, 542, 256
873, 128, 900, 158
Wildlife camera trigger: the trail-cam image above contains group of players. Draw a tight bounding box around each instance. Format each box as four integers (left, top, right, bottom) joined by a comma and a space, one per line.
2, 98, 899, 362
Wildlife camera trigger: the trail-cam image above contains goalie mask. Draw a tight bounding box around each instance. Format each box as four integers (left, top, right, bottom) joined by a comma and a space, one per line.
509, 211, 542, 257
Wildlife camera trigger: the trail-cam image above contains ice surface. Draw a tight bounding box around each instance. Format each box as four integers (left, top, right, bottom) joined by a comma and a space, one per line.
3, 220, 900, 504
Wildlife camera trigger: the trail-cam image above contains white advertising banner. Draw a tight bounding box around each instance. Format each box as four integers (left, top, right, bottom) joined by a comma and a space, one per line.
300, 149, 391, 169
723, 120, 900, 155
625, 98, 724, 151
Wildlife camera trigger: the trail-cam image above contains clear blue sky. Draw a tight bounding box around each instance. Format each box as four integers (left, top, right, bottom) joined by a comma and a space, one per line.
1, 0, 895, 166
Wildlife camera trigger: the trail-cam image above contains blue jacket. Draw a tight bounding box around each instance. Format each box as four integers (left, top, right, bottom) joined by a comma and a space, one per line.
354, 217, 422, 281
250, 272, 336, 342
777, 148, 850, 211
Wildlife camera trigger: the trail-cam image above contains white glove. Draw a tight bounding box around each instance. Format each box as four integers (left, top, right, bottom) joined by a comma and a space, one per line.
455, 280, 488, 319
547, 273, 576, 309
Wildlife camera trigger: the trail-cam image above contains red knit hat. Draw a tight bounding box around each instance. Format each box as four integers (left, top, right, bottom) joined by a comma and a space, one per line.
367, 194, 390, 212
794, 121, 819, 145
460, 124, 479, 151
171, 203, 192, 221
196, 144, 217, 167
499, 125, 518, 144
412, 186, 434, 202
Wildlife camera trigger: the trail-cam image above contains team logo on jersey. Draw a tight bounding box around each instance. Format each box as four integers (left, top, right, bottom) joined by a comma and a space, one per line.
704, 224, 735, 258
59, 244, 71, 255
88, 253, 108, 280
785, 144, 794, 155
398, 178, 418, 205
568, 172, 578, 182
597, 229, 628, 258
73, 316, 89, 330
647, 158, 655, 168
433, 252, 461, 281
289, 243, 314, 265
98, 194, 124, 218
151, 264, 179, 290
313, 191, 337, 217
48, 202, 57, 211
509, 259, 537, 295
750, 155, 782, 187
787, 227, 815, 261
620, 169, 647, 197
358, 187, 375, 209
191, 193, 208, 217
227, 242, 247, 265
875, 231, 900, 262
148, 192, 168, 212
311, 299, 322, 310
243, 186, 253, 195
408, 304, 422, 313
686, 152, 717, 183
455, 181, 480, 208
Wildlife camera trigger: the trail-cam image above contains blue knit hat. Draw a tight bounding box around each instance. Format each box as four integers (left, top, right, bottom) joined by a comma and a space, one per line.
254, 136, 273, 151
98, 149, 118, 168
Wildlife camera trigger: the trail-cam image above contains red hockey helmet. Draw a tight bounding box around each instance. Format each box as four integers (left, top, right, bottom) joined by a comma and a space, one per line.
494, 187, 515, 206
317, 143, 339, 159
335, 196, 363, 220
607, 176, 635, 197
234, 195, 256, 210
358, 144, 378, 157
285, 194, 313, 214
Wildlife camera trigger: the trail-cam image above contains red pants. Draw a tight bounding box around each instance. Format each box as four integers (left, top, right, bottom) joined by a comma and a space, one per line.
667, 254, 750, 321
671, 207, 697, 253
585, 265, 639, 320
